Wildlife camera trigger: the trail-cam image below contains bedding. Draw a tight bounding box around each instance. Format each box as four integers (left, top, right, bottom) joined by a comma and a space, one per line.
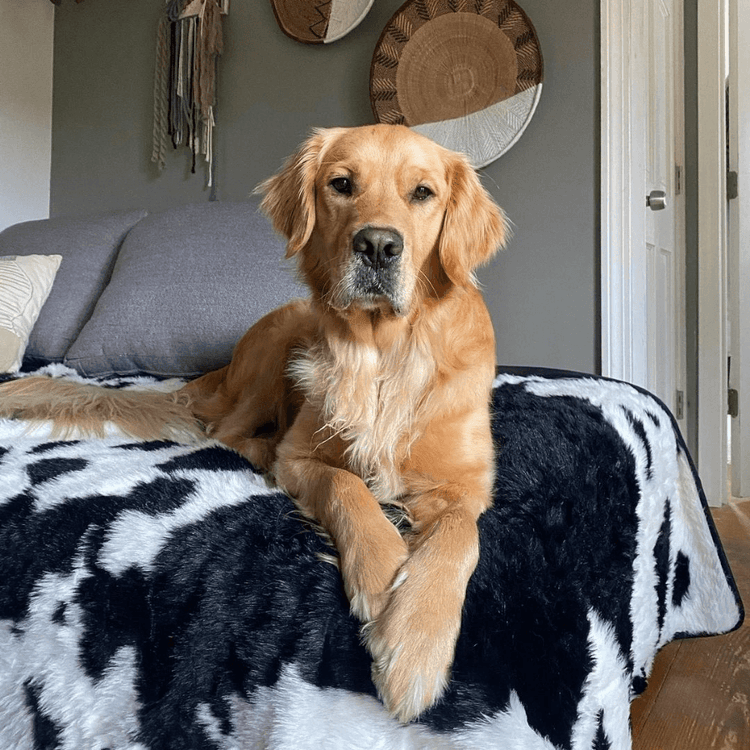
0, 365, 743, 750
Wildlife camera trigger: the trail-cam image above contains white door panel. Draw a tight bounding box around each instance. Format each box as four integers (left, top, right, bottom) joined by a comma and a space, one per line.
641, 0, 685, 419
601, 0, 685, 425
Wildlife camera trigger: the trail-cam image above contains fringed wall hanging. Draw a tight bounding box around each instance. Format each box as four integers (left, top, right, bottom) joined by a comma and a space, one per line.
151, 0, 229, 188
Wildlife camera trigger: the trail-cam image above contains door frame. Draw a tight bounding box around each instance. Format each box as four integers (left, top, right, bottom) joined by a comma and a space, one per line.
696, 0, 728, 506
728, 0, 750, 497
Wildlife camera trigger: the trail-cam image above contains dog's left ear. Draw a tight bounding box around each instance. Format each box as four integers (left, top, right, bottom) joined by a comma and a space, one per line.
439, 154, 510, 287
255, 130, 329, 258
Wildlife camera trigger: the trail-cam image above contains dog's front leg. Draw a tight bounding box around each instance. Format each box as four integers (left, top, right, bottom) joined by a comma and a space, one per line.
365, 490, 485, 723
366, 403, 495, 723
274, 409, 408, 623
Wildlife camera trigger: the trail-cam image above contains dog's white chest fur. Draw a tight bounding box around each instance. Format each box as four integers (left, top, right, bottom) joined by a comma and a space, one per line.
289, 337, 433, 502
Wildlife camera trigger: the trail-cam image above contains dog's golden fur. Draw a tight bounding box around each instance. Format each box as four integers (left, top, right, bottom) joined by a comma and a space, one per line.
0, 124, 508, 721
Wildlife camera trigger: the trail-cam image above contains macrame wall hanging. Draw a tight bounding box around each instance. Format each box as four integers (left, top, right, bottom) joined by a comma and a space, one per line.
151, 0, 229, 188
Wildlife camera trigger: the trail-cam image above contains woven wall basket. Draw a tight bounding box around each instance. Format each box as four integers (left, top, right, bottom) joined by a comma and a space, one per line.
270, 0, 375, 44
370, 0, 543, 167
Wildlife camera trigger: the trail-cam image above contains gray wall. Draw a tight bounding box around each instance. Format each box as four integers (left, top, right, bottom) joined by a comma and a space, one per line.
50, 0, 599, 374
0, 0, 54, 231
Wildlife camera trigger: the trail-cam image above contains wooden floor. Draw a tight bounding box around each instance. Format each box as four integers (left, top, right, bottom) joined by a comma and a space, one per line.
631, 496, 750, 749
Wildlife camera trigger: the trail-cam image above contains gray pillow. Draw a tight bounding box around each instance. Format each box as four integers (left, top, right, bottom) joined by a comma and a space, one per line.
0, 210, 147, 361
64, 201, 306, 378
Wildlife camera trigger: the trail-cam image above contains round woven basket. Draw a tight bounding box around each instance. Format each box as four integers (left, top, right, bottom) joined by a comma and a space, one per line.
270, 0, 375, 44
370, 0, 543, 166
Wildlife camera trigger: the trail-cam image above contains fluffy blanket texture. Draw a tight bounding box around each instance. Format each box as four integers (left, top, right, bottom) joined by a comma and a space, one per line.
0, 366, 743, 750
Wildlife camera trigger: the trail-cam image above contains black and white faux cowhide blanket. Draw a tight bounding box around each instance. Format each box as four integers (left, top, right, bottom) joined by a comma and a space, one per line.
0, 365, 743, 750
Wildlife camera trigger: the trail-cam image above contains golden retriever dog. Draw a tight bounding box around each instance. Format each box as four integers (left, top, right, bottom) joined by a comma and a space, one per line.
0, 124, 509, 721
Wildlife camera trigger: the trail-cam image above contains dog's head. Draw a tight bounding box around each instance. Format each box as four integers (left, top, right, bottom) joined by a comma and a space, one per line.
258, 124, 509, 317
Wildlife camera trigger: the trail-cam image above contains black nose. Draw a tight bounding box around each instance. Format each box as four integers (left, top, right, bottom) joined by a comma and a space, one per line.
352, 227, 404, 268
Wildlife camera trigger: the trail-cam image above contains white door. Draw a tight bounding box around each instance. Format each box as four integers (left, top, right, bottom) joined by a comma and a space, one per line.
728, 0, 750, 498
641, 0, 686, 421
601, 0, 686, 428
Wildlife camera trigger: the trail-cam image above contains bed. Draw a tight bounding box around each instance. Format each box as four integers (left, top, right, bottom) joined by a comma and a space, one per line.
0, 203, 743, 749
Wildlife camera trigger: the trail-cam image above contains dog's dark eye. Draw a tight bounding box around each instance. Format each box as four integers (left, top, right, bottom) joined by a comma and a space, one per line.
413, 185, 433, 202
330, 177, 353, 195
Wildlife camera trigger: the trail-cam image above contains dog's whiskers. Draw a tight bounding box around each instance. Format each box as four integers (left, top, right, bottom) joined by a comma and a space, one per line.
416, 268, 439, 300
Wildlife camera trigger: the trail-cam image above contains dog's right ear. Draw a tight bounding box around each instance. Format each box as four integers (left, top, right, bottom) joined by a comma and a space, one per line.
255, 130, 328, 258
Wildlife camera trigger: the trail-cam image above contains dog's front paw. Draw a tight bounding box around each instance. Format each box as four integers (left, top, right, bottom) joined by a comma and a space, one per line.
364, 563, 462, 722
340, 522, 408, 623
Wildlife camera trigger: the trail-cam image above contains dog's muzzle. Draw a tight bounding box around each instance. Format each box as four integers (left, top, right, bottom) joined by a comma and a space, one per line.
350, 226, 404, 305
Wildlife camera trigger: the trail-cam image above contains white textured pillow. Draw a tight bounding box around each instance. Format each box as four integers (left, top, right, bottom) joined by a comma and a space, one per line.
0, 254, 62, 373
